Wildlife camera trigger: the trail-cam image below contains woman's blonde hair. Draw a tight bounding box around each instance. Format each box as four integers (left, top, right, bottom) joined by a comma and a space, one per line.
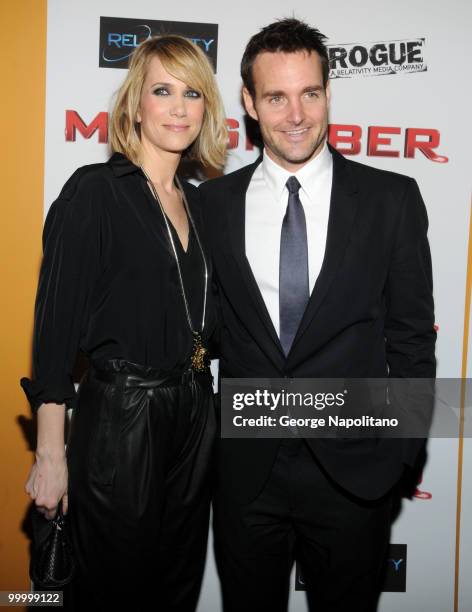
110, 35, 227, 169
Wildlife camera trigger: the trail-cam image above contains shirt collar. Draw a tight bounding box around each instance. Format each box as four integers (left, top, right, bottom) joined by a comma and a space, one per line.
107, 152, 143, 177
261, 140, 332, 201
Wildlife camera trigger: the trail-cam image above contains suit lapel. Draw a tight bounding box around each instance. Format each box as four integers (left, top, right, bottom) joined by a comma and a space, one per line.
289, 147, 359, 353
226, 159, 285, 366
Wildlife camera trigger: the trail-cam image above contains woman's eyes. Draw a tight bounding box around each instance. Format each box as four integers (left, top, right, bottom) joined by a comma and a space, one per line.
152, 88, 201, 98
185, 90, 202, 98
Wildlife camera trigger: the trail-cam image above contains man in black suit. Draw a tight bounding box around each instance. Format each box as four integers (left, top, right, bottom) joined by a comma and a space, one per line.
199, 18, 435, 612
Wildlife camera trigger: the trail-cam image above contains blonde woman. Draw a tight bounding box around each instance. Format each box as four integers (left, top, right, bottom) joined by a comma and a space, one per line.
21, 35, 227, 610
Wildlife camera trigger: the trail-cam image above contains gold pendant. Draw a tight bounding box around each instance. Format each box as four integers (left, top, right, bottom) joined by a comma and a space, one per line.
191, 332, 209, 372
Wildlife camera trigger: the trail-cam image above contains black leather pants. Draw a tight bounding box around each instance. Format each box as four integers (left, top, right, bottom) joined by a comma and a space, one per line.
64, 359, 216, 612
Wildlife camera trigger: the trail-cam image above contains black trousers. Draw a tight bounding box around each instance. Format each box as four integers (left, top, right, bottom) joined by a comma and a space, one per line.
214, 438, 397, 612
64, 359, 216, 612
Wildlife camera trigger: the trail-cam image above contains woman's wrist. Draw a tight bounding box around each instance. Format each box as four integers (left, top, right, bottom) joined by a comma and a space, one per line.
36, 402, 66, 459
35, 446, 66, 461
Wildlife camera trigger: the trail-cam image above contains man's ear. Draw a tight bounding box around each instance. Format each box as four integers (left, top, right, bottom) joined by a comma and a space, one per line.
242, 87, 258, 121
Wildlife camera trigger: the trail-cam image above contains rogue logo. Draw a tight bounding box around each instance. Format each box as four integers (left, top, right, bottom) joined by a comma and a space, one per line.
99, 16, 218, 71
329, 38, 427, 78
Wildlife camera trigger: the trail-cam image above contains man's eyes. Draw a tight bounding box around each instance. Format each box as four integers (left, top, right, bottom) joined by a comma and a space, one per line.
268, 91, 320, 104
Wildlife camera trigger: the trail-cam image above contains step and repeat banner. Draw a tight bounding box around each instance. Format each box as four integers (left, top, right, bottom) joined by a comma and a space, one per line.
40, 1, 470, 610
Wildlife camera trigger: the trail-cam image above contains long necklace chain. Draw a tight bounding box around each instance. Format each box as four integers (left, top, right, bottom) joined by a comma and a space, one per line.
140, 166, 209, 370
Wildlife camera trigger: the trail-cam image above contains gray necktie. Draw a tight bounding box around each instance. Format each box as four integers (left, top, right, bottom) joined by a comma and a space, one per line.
279, 176, 309, 356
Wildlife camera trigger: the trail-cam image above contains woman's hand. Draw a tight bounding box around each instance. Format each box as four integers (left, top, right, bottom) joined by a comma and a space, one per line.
26, 401, 68, 520
25, 450, 68, 520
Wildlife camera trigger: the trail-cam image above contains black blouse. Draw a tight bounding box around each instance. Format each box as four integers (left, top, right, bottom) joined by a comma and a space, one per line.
20, 152, 216, 413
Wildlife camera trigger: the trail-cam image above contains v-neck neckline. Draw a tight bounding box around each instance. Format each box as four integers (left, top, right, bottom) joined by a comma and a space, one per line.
167, 215, 191, 255
143, 179, 190, 254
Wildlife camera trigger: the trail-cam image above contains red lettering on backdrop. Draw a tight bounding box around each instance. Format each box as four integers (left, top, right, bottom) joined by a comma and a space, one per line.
63, 111, 449, 163
329, 123, 448, 162
65, 111, 108, 143
367, 126, 401, 157
245, 132, 256, 151
414, 472, 432, 500
404, 128, 449, 162
226, 118, 239, 150
328, 124, 362, 154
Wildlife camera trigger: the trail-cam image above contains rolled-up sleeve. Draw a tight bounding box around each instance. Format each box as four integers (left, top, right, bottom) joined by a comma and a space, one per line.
20, 169, 104, 413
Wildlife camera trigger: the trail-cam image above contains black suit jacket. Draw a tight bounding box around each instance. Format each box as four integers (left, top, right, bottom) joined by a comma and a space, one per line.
199, 145, 436, 502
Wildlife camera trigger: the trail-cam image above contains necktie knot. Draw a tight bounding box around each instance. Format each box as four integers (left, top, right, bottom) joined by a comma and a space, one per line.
286, 176, 301, 195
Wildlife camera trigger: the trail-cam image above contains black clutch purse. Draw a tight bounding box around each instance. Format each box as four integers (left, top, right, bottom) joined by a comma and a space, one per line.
29, 505, 76, 589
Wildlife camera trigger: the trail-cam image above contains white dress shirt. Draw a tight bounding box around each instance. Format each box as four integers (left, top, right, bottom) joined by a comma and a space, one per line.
245, 142, 333, 337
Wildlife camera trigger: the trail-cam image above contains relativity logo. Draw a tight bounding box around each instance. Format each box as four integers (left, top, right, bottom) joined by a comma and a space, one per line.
328, 38, 427, 78
99, 16, 218, 71
383, 544, 407, 592
295, 544, 407, 592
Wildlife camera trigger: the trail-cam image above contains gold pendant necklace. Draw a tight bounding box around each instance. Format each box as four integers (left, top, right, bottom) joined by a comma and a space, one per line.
191, 331, 209, 372
140, 167, 209, 372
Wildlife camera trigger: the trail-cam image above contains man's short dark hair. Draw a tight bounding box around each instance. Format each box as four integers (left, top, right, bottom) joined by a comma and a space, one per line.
241, 18, 329, 99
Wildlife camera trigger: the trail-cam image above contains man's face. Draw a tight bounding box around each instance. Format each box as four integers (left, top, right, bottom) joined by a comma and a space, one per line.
243, 50, 330, 172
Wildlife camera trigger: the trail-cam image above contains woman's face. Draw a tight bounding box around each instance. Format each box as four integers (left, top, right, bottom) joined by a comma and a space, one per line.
137, 55, 205, 156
